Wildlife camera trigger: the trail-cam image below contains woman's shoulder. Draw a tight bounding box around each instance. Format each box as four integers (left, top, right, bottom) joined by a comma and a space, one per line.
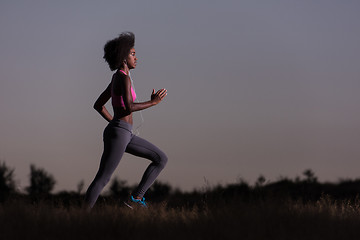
112, 70, 129, 83
112, 71, 131, 90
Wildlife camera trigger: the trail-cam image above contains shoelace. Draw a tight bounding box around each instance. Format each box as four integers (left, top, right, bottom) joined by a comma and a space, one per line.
131, 196, 147, 207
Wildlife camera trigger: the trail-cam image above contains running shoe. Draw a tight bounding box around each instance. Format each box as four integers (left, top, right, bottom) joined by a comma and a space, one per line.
131, 195, 147, 207
123, 196, 148, 209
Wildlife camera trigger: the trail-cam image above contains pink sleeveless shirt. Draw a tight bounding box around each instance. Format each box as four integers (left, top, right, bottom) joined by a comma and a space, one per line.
111, 70, 137, 108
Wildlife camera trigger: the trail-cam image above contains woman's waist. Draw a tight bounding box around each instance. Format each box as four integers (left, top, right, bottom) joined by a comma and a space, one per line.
112, 111, 133, 122
108, 118, 133, 131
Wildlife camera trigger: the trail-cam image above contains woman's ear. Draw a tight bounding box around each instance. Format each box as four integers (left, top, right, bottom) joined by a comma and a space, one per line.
123, 61, 129, 71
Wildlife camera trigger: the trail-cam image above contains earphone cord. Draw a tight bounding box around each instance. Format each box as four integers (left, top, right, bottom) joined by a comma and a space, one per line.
128, 71, 144, 136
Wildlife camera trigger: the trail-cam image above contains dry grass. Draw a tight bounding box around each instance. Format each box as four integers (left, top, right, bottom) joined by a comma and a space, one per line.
2, 196, 360, 240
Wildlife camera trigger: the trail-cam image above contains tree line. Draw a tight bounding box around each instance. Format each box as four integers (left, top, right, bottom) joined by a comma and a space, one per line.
0, 162, 56, 201
0, 160, 173, 203
2, 160, 360, 206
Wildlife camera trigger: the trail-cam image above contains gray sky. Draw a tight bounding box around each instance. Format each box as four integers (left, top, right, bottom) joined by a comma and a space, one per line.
1, 0, 360, 193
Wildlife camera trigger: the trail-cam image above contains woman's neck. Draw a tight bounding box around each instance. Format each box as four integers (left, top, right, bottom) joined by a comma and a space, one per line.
119, 68, 128, 75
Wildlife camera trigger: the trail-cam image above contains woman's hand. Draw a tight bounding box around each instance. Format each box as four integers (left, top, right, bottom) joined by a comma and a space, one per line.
151, 88, 167, 105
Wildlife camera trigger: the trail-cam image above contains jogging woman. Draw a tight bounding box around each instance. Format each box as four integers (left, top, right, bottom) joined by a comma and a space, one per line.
85, 32, 168, 209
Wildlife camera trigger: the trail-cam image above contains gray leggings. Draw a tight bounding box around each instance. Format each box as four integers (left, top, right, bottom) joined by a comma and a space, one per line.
85, 119, 168, 208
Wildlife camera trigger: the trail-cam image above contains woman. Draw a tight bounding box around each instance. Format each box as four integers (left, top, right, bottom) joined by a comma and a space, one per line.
85, 32, 168, 209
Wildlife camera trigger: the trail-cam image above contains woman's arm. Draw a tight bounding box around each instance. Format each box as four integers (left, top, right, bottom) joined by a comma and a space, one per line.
93, 83, 113, 122
123, 76, 167, 114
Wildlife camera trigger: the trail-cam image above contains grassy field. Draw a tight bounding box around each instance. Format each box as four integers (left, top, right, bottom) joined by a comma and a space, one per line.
2, 195, 360, 240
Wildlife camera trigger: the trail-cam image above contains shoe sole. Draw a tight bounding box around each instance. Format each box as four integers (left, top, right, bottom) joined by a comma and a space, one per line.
123, 201, 134, 209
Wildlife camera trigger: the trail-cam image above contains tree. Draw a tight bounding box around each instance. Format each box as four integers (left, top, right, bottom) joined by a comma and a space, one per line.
26, 164, 56, 196
109, 177, 130, 198
303, 169, 318, 183
147, 181, 172, 199
255, 175, 266, 187
77, 180, 85, 195
0, 161, 16, 201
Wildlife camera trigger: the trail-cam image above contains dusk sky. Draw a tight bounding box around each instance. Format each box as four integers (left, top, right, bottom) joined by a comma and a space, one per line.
1, 0, 360, 193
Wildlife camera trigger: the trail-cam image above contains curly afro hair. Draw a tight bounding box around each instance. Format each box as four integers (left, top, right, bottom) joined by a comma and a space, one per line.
103, 32, 135, 71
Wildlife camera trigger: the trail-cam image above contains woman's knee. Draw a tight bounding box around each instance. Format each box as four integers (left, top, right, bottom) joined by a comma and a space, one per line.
157, 151, 168, 169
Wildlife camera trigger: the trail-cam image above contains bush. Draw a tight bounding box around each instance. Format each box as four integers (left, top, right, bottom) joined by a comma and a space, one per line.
26, 164, 56, 196
0, 161, 16, 201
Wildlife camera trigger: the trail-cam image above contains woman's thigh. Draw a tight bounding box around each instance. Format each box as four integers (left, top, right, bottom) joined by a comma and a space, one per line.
125, 135, 167, 164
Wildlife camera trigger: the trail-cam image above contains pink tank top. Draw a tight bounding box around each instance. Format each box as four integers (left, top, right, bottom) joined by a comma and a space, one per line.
111, 70, 137, 108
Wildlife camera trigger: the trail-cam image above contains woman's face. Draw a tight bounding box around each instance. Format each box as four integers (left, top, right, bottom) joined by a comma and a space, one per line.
126, 48, 137, 69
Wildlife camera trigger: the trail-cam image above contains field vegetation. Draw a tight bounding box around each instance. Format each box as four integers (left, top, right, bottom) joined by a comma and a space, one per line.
2, 162, 360, 239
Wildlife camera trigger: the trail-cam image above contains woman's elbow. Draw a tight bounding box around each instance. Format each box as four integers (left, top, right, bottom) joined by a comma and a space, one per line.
124, 103, 135, 114
124, 107, 132, 115
93, 103, 103, 112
